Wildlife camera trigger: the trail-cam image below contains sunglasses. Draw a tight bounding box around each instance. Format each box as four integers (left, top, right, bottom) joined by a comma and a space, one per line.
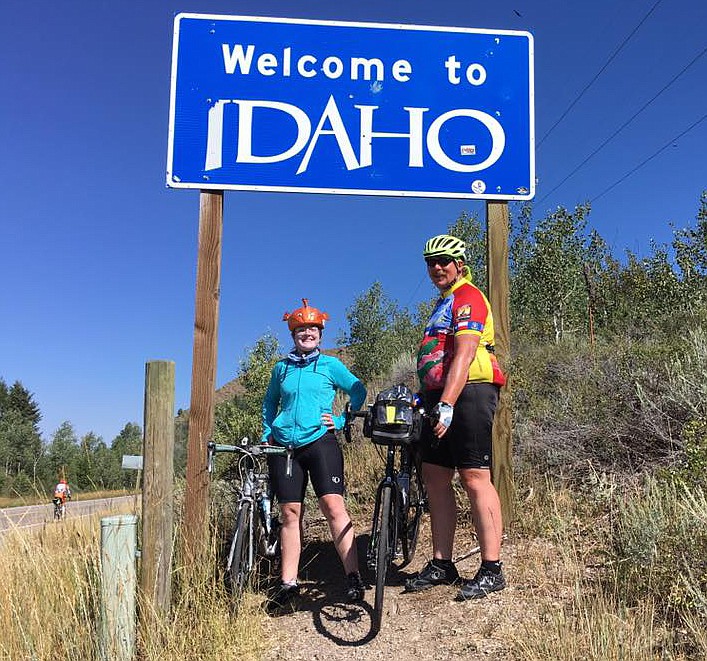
294, 325, 320, 334
425, 256, 456, 267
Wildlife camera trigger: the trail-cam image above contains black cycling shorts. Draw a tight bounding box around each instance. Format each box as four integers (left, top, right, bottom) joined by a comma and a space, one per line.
267, 432, 346, 503
421, 383, 499, 470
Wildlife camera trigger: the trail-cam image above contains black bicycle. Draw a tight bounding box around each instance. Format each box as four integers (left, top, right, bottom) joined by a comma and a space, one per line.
207, 439, 292, 596
52, 497, 66, 521
345, 384, 429, 632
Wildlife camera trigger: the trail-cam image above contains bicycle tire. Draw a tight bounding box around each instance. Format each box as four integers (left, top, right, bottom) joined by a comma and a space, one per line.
400, 461, 425, 565
373, 484, 394, 631
225, 501, 252, 595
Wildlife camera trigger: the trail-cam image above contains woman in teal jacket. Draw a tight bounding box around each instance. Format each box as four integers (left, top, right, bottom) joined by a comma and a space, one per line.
262, 299, 367, 612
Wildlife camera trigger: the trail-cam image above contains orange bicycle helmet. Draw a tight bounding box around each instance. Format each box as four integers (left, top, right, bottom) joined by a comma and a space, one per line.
283, 298, 329, 331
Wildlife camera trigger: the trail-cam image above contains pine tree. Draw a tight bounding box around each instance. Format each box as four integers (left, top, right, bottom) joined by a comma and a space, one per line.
0, 380, 44, 491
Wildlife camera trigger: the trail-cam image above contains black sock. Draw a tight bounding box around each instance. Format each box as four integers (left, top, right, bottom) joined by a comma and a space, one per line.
481, 560, 502, 574
433, 558, 455, 568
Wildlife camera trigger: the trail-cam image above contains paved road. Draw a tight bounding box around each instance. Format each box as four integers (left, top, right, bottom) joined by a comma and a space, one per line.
0, 495, 138, 534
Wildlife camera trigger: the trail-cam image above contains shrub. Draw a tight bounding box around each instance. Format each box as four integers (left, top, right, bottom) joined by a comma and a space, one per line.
608, 477, 707, 623
512, 328, 707, 481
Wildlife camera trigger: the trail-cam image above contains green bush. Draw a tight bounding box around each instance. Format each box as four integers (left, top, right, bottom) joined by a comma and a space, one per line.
608, 477, 707, 622
680, 420, 707, 488
512, 328, 707, 480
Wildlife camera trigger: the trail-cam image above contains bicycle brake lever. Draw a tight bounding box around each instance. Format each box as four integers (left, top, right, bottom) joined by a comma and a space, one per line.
427, 410, 443, 449
343, 402, 352, 443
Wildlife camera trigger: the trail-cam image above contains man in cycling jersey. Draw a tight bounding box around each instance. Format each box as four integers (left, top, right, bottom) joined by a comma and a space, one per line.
405, 234, 507, 600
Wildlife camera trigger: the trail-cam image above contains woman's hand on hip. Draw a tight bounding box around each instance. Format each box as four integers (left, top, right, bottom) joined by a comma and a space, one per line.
321, 413, 336, 430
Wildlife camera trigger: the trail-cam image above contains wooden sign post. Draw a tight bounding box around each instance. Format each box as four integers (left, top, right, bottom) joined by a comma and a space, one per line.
486, 200, 515, 525
183, 190, 223, 561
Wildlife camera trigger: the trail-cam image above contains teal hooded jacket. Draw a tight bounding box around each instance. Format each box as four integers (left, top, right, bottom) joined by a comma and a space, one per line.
261, 353, 366, 448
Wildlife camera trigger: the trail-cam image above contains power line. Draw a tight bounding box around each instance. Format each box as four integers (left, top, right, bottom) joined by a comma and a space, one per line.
537, 0, 663, 149
403, 272, 429, 310
536, 44, 707, 206
590, 112, 707, 204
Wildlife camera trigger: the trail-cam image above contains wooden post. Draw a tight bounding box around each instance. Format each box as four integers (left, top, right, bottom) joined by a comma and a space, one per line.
184, 190, 223, 560
486, 201, 515, 525
141, 360, 175, 616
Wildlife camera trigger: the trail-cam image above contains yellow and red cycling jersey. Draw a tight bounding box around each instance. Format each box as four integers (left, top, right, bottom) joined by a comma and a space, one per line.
417, 279, 506, 391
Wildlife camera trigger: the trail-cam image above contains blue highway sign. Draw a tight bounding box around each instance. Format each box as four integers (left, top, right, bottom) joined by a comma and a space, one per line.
167, 14, 535, 200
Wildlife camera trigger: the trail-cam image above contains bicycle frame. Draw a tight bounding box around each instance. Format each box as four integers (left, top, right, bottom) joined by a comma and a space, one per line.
368, 444, 401, 568
367, 441, 424, 567
226, 461, 259, 578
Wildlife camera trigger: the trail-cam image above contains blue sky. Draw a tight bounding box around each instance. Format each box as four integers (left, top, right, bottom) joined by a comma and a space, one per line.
1, 0, 705, 445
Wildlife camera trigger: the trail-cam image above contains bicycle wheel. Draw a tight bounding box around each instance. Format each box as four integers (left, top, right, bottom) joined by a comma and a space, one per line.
373, 484, 395, 631
53, 502, 61, 521
400, 461, 425, 565
225, 501, 252, 595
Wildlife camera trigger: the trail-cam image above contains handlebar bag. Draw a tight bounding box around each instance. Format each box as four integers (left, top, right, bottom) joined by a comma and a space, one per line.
369, 384, 421, 445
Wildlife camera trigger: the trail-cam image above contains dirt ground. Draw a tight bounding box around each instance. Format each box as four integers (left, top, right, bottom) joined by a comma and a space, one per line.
260, 513, 562, 661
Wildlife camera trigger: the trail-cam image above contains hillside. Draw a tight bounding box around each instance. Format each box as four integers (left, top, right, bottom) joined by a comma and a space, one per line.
213, 346, 351, 407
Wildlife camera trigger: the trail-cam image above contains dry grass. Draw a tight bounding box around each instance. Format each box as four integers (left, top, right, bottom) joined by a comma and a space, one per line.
138, 582, 278, 661
0, 516, 104, 660
513, 587, 665, 660
508, 475, 706, 660
0, 511, 275, 661
4, 451, 706, 659
508, 526, 669, 661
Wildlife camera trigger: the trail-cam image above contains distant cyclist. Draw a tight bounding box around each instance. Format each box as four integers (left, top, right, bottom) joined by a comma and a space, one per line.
53, 478, 72, 516
262, 298, 367, 612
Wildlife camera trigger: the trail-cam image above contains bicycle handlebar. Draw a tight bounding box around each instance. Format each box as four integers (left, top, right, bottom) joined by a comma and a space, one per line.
209, 442, 288, 456
207, 440, 291, 476
343, 403, 369, 443
343, 398, 440, 444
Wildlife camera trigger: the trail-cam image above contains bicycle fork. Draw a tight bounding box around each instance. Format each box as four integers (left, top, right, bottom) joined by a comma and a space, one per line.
368, 447, 400, 570
258, 489, 280, 557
